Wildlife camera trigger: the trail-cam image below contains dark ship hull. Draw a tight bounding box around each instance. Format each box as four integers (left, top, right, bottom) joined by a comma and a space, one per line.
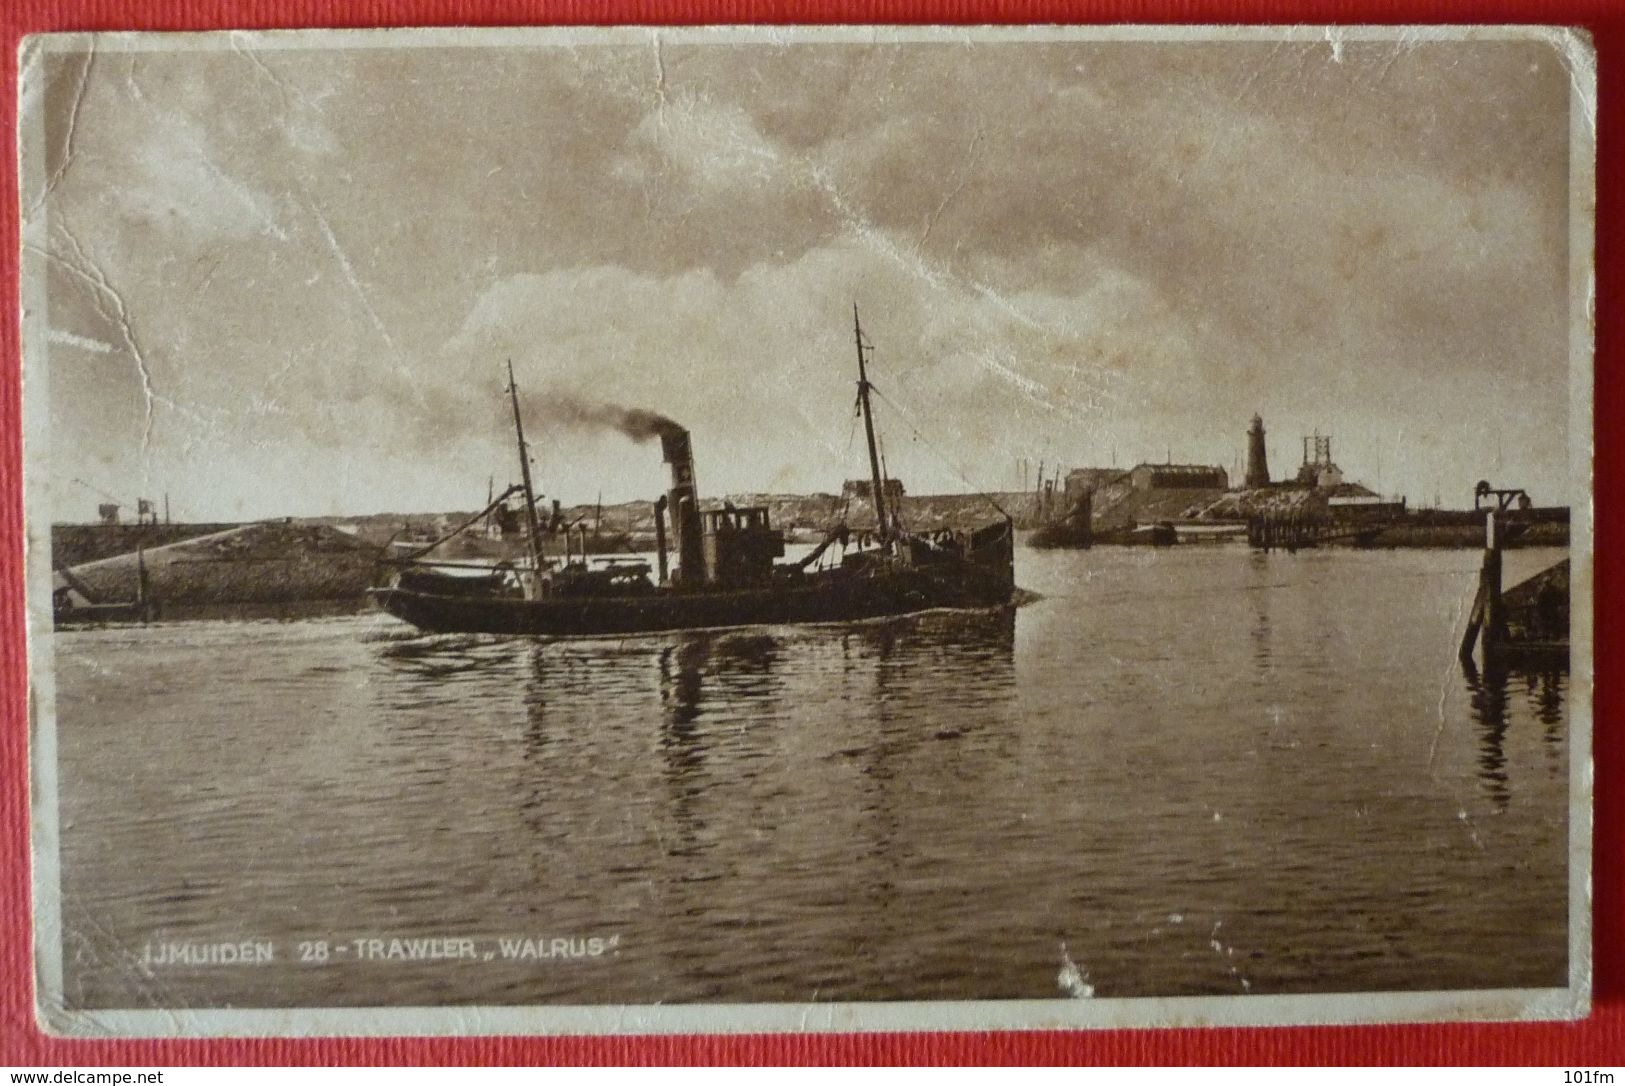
54, 599, 157, 626
377, 311, 1017, 639
1028, 517, 1092, 549
373, 549, 1013, 637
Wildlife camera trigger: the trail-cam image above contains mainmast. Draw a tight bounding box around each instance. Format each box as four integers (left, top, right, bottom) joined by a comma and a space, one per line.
853, 304, 890, 545
506, 361, 546, 575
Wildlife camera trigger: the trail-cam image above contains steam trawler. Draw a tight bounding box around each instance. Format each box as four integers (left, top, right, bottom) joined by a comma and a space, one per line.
370, 309, 1016, 637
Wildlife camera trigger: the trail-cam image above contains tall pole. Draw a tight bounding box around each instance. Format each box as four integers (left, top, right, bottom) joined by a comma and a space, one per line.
507, 361, 545, 576
853, 304, 890, 545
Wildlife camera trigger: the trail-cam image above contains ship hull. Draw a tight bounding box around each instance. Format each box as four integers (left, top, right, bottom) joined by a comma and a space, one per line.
372, 565, 1013, 637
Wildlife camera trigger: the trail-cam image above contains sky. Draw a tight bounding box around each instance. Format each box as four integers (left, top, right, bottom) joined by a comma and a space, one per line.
24, 29, 1583, 522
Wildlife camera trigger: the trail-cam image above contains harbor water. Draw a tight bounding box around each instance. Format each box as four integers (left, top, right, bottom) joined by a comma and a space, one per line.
48, 546, 1572, 1008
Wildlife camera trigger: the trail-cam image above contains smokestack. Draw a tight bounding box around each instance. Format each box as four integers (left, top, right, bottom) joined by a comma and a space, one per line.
660, 428, 705, 584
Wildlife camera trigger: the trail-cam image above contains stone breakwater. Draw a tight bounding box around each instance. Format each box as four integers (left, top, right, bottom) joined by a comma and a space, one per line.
51, 522, 239, 568
58, 522, 380, 613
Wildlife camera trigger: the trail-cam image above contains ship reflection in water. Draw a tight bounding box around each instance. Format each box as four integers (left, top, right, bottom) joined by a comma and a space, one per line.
1462, 658, 1567, 813
52, 548, 1568, 1010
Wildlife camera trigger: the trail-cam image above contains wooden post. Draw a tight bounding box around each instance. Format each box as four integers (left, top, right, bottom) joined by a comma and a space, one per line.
1458, 581, 1487, 662
1483, 511, 1505, 646
136, 545, 152, 621
1460, 509, 1505, 662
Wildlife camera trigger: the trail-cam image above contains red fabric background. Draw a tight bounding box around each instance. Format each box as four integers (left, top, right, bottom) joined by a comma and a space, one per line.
1, 0, 1619, 1066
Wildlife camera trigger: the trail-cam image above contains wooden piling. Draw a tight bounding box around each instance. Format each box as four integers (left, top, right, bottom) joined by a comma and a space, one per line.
1459, 510, 1505, 662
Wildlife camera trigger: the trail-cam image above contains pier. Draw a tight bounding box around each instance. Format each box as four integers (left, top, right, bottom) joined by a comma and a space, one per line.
1458, 483, 1570, 667
1246, 511, 1388, 552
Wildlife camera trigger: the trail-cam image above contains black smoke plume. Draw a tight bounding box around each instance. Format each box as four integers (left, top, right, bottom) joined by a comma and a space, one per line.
541, 393, 686, 443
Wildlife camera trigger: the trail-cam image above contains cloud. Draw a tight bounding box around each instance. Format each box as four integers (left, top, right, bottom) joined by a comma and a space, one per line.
32, 36, 1580, 519
620, 92, 788, 193
430, 233, 1200, 503
117, 107, 289, 243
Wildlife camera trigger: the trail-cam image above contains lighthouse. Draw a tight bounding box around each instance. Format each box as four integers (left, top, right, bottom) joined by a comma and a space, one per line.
1245, 414, 1271, 489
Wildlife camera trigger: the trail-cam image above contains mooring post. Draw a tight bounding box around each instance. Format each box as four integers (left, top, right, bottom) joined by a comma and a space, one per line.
136, 546, 146, 605
1483, 510, 1505, 646
1460, 508, 1505, 662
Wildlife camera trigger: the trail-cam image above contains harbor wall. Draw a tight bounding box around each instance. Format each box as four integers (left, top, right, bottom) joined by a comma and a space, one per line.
717, 492, 1036, 535
63, 522, 380, 609
1035, 482, 1569, 549
341, 493, 1044, 550
51, 523, 240, 568
1360, 512, 1568, 549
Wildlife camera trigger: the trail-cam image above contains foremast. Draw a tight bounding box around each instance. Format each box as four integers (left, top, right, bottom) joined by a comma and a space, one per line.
852, 304, 892, 548
506, 361, 546, 583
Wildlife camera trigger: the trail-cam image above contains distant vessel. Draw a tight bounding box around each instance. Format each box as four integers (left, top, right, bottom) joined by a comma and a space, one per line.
1029, 483, 1093, 549
372, 308, 1016, 637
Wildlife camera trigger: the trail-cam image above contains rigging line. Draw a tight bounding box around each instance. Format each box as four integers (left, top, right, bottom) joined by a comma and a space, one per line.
72, 477, 126, 504
868, 385, 1014, 521
394, 485, 524, 562
839, 401, 860, 524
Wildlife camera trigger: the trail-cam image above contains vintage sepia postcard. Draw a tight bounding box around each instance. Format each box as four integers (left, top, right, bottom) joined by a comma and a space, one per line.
18, 25, 1594, 1036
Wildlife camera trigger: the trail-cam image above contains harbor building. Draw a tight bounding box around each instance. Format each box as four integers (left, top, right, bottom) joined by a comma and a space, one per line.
1296, 433, 1344, 489
1128, 463, 1229, 491
1038, 416, 1398, 544
1054, 462, 1232, 539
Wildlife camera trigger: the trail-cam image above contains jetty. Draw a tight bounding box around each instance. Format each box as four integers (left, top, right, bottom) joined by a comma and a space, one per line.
1246, 510, 1390, 552
53, 520, 379, 625
1457, 483, 1569, 667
